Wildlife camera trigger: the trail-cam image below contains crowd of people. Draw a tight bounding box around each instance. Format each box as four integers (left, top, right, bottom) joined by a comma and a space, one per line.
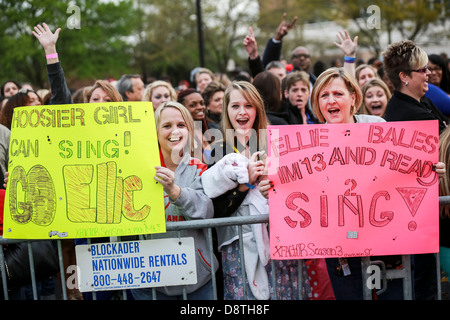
1, 14, 450, 301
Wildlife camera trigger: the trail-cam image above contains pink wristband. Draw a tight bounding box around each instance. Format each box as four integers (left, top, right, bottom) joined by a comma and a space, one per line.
46, 53, 58, 60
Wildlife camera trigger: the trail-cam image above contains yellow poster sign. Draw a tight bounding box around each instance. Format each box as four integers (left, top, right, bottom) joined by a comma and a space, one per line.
3, 102, 166, 239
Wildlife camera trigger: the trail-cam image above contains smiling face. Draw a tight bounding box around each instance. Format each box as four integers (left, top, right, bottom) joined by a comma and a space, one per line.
318, 77, 356, 124
402, 64, 431, 101
227, 89, 257, 136
157, 107, 189, 160
183, 92, 205, 121
428, 61, 442, 87
364, 85, 388, 116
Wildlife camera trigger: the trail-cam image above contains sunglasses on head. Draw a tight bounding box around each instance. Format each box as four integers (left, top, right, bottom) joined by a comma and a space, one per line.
18, 88, 36, 94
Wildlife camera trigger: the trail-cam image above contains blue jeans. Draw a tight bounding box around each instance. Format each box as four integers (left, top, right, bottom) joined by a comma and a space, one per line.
8, 276, 57, 300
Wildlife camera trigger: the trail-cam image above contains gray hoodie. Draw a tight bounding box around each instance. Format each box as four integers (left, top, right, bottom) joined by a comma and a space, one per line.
138, 154, 218, 297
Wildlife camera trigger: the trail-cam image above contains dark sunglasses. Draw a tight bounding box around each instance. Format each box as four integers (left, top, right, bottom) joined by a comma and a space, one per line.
292, 53, 310, 59
410, 66, 429, 73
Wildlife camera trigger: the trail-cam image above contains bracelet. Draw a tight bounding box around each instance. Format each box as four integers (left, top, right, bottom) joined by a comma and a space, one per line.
344, 56, 356, 63
244, 183, 255, 189
46, 53, 58, 60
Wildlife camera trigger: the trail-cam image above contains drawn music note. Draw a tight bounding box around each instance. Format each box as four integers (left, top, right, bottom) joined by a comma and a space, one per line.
344, 129, 350, 136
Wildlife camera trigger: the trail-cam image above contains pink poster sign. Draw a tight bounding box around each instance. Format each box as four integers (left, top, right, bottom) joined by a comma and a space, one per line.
267, 120, 439, 260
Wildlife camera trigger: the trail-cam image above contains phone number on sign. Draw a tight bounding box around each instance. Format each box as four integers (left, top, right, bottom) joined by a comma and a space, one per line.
93, 271, 161, 288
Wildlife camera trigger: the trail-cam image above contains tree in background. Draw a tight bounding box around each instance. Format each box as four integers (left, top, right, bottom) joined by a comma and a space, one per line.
334, 0, 449, 55
0, 0, 139, 89
1, 0, 448, 90
133, 0, 258, 84
256, 0, 449, 58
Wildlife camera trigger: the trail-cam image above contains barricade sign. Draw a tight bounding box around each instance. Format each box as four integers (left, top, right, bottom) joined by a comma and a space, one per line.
267, 120, 439, 259
3, 102, 166, 239
75, 237, 197, 292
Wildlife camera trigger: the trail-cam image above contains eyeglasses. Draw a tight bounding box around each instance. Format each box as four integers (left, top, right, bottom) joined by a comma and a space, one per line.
410, 66, 429, 73
429, 67, 442, 72
292, 53, 310, 59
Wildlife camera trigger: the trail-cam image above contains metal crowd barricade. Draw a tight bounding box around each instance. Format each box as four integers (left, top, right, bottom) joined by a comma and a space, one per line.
0, 238, 67, 300
1, 196, 449, 300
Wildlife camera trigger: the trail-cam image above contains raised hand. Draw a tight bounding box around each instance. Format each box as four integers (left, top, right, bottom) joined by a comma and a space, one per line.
334, 30, 358, 57
274, 13, 297, 41
243, 26, 258, 59
32, 23, 61, 53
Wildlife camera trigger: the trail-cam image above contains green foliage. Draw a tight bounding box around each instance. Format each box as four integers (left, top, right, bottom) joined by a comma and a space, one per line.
136, 0, 200, 83
257, 0, 449, 56
1, 0, 447, 90
0, 0, 139, 89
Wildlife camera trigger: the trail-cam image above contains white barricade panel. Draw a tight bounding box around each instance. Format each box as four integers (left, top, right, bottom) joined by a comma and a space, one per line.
75, 237, 197, 292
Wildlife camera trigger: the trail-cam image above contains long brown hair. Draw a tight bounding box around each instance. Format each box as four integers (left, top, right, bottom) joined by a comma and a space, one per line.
221, 81, 268, 151
0, 92, 30, 129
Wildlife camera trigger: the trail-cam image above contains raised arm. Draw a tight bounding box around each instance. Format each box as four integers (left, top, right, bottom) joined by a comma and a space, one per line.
262, 13, 297, 67
334, 30, 358, 77
32, 23, 73, 105
244, 26, 264, 77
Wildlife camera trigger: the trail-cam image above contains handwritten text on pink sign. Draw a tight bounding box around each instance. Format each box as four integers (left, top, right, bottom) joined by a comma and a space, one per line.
267, 121, 439, 260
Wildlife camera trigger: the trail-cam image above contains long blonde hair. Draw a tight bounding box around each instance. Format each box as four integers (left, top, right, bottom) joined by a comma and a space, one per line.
142, 81, 177, 102
154, 101, 195, 154
439, 127, 450, 218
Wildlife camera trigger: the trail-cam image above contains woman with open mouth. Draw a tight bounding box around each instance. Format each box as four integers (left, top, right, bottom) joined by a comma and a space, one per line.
207, 81, 270, 300
311, 68, 385, 125
382, 40, 448, 300
359, 78, 392, 117
131, 101, 218, 300
206, 81, 313, 300
308, 66, 444, 300
383, 40, 448, 134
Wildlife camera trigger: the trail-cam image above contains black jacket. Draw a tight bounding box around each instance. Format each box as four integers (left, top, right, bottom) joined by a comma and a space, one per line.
384, 90, 448, 134
279, 100, 318, 125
